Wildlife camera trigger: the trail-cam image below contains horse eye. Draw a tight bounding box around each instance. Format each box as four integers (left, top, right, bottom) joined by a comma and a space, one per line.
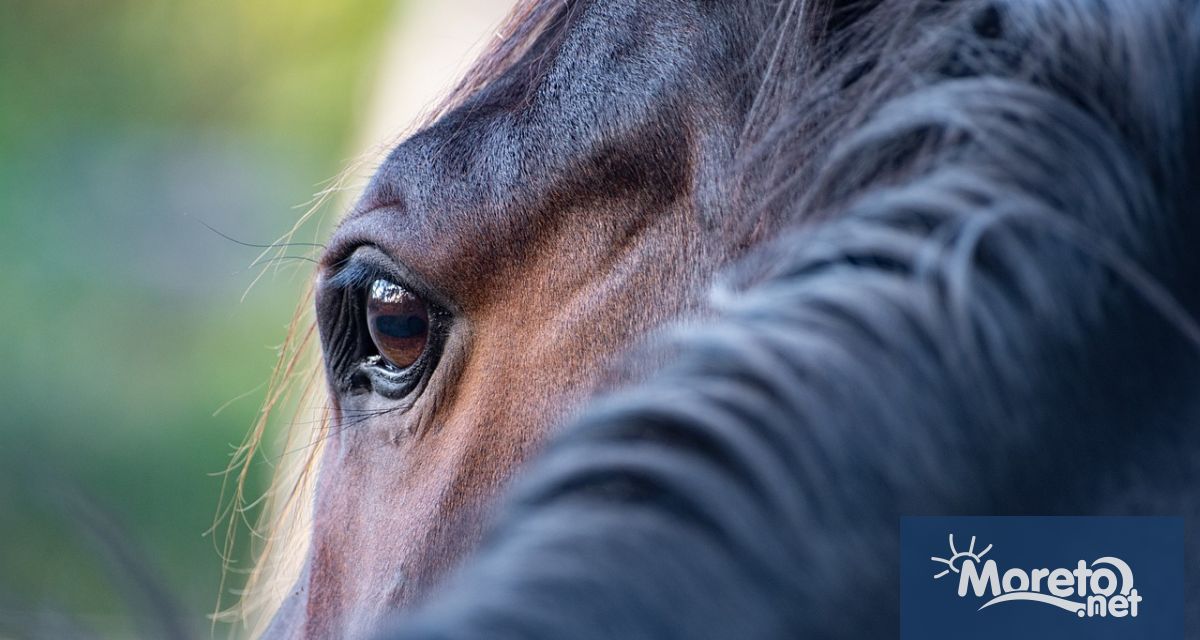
366, 278, 430, 370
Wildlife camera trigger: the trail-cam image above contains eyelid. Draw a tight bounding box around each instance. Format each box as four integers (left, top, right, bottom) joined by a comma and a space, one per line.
327, 251, 398, 291
325, 245, 455, 314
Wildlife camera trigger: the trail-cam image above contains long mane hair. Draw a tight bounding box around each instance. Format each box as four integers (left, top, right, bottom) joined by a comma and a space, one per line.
223, 0, 1200, 635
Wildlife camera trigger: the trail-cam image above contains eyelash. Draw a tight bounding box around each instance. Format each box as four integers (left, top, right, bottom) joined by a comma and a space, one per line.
326, 259, 395, 292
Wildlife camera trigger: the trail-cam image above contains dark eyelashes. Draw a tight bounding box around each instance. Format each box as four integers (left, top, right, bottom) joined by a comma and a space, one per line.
326, 248, 441, 306
321, 279, 368, 382
318, 255, 389, 382
325, 248, 453, 319
326, 259, 396, 292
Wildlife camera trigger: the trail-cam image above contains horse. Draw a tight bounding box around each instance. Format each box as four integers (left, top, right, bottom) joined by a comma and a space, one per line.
249, 0, 1200, 637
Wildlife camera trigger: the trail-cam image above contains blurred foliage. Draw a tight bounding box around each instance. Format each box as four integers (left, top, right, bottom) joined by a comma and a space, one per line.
0, 0, 395, 636
1, 0, 389, 151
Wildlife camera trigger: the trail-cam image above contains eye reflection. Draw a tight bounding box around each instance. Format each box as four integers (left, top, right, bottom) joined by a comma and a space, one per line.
366, 278, 430, 369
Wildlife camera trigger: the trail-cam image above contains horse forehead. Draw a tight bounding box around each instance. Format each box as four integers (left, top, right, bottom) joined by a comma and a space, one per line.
331, 2, 747, 297
350, 0, 736, 214
541, 0, 716, 98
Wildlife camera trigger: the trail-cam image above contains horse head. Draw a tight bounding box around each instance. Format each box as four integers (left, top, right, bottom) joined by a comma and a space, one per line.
260, 0, 1200, 636
270, 2, 788, 636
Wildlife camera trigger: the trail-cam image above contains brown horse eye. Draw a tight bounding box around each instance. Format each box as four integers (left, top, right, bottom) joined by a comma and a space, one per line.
366, 278, 430, 369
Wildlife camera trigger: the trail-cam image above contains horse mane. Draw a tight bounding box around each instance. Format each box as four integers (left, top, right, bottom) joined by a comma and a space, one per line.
365, 0, 1200, 637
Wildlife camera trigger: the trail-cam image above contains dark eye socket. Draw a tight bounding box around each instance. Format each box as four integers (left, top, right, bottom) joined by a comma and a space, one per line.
366, 278, 430, 370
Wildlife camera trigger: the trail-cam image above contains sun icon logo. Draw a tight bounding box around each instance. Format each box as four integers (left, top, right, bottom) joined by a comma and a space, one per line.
931, 534, 992, 580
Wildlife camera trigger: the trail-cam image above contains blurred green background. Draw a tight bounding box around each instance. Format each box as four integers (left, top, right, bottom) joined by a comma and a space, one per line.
0, 0, 394, 636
